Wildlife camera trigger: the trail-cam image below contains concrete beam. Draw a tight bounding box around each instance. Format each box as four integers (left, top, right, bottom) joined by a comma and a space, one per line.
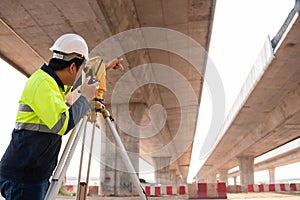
0, 19, 45, 76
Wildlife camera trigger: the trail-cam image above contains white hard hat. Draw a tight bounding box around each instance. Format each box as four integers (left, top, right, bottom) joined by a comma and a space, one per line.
50, 33, 89, 60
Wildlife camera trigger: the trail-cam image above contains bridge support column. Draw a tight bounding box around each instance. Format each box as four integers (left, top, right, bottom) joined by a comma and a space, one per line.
268, 167, 275, 184
218, 169, 228, 185
170, 169, 177, 184
177, 175, 183, 184
206, 173, 216, 183
152, 156, 171, 185
233, 176, 237, 185
100, 104, 142, 196
237, 156, 254, 191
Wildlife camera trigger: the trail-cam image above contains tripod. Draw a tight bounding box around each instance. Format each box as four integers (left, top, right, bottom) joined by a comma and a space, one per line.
44, 101, 148, 200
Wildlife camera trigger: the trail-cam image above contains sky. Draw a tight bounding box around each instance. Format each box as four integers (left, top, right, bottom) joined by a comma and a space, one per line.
188, 0, 298, 183
0, 60, 27, 154
0, 0, 299, 185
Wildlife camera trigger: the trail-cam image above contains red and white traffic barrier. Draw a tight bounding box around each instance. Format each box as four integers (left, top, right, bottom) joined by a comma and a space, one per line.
88, 186, 99, 195
188, 182, 227, 199
178, 185, 186, 195
144, 186, 161, 196
65, 184, 186, 196
65, 184, 75, 192
144, 185, 186, 196
247, 183, 300, 192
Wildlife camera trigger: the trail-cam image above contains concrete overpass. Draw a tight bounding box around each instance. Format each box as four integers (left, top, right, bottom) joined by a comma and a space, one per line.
0, 0, 216, 195
196, 1, 300, 190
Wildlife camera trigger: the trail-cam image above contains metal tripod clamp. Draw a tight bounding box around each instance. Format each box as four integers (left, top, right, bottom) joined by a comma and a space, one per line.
89, 97, 111, 120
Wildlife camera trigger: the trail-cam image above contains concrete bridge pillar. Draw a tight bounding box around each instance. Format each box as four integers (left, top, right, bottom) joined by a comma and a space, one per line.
206, 173, 217, 183
99, 125, 140, 196
152, 156, 171, 185
218, 169, 228, 185
268, 167, 275, 184
233, 176, 237, 185
170, 169, 177, 184
99, 104, 143, 196
177, 175, 183, 184
237, 156, 254, 191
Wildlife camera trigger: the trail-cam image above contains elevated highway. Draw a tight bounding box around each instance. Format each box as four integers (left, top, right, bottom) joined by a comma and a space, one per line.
196, 3, 300, 188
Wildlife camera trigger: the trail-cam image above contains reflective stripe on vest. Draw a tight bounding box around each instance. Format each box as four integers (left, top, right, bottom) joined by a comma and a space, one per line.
15, 104, 68, 135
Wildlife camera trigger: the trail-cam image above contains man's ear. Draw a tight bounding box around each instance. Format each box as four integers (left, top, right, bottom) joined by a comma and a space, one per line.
69, 63, 77, 73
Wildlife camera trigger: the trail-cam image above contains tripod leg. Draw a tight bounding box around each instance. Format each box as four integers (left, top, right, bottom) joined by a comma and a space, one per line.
77, 182, 88, 200
104, 117, 148, 200
86, 122, 96, 186
44, 115, 89, 200
76, 120, 88, 200
45, 127, 77, 200
54, 123, 78, 180
76, 121, 97, 200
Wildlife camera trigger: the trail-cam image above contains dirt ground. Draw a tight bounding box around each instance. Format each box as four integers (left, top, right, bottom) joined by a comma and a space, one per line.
2, 192, 300, 200
56, 191, 300, 200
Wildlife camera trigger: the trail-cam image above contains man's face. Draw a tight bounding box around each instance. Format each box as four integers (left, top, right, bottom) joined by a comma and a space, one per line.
65, 63, 81, 86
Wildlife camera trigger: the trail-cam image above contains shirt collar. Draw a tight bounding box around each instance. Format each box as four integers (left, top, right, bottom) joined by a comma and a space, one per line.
41, 64, 65, 92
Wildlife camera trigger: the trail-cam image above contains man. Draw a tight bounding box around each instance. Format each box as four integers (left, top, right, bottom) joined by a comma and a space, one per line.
0, 33, 123, 199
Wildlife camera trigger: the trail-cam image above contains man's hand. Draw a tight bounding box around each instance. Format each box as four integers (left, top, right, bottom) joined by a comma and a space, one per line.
65, 87, 81, 106
106, 58, 124, 71
81, 76, 98, 101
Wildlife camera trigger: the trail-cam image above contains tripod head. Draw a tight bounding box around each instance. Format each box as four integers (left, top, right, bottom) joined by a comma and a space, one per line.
71, 56, 108, 122
84, 56, 106, 100
73, 56, 106, 98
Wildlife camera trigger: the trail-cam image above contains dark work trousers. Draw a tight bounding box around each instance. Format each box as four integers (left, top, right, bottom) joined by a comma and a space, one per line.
0, 176, 49, 200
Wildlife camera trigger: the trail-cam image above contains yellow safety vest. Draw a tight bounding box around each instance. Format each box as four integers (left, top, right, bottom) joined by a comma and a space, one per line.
15, 69, 69, 135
